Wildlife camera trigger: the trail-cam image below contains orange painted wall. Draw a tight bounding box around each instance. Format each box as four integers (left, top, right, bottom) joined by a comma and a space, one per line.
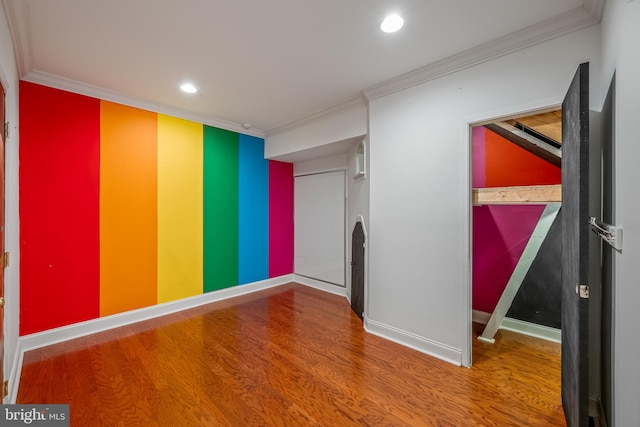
485, 127, 560, 187
99, 101, 158, 316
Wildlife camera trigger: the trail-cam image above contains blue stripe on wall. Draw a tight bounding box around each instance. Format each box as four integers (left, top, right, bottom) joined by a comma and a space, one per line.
238, 134, 269, 284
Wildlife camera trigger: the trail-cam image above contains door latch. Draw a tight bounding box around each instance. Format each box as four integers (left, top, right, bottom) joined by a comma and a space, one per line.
576, 284, 589, 299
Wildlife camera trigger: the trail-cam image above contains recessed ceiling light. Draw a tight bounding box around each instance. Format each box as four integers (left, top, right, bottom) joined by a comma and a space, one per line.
180, 83, 197, 94
380, 14, 404, 33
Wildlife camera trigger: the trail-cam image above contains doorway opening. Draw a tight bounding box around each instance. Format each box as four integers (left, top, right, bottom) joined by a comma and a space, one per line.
469, 107, 565, 420
471, 109, 563, 345
469, 62, 597, 427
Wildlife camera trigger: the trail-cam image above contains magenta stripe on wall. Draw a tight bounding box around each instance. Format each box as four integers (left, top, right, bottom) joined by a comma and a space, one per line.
472, 204, 545, 313
268, 160, 294, 277
472, 126, 486, 188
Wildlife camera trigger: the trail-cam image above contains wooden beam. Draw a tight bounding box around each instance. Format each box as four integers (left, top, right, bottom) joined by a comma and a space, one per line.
506, 110, 562, 145
473, 184, 561, 205
485, 122, 561, 167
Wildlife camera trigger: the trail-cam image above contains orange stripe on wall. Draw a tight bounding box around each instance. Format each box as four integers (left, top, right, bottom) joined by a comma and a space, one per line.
485, 128, 560, 187
100, 101, 158, 316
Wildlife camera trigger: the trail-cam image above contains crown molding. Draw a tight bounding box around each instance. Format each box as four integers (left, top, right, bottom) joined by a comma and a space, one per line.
265, 95, 366, 138
23, 70, 265, 137
363, 6, 601, 101
3, 0, 33, 77
583, 0, 605, 20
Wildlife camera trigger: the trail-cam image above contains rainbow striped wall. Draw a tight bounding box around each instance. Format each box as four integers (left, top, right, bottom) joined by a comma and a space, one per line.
19, 81, 294, 336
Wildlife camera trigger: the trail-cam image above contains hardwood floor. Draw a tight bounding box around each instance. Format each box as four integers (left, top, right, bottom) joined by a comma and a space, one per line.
18, 283, 565, 426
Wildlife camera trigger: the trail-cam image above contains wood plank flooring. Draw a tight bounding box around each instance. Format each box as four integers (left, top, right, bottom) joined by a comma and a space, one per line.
18, 283, 565, 426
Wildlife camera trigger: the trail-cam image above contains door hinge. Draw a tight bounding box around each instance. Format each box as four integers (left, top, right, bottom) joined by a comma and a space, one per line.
4, 122, 8, 140
576, 284, 589, 299
3, 380, 7, 398
2, 252, 8, 269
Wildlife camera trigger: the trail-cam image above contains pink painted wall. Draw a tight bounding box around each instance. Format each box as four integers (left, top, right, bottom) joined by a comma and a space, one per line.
472, 126, 486, 188
472, 205, 545, 313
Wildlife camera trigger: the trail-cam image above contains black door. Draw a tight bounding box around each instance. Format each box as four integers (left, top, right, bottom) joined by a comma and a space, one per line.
561, 62, 590, 427
351, 222, 365, 320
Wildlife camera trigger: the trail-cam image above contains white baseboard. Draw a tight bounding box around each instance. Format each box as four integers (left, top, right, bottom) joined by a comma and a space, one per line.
500, 317, 561, 343
7, 338, 23, 404
472, 310, 491, 325
293, 274, 348, 298
9, 274, 294, 403
363, 316, 461, 366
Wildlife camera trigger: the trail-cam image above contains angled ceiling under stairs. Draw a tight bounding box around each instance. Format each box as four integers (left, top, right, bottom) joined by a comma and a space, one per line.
473, 109, 563, 206
485, 110, 562, 168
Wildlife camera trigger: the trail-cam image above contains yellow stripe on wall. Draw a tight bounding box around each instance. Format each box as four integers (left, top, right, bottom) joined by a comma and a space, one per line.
100, 101, 158, 316
157, 115, 204, 302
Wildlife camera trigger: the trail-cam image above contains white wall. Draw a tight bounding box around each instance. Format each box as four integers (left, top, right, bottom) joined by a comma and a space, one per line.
289, 142, 371, 308
346, 137, 370, 303
271, 101, 372, 302
0, 2, 20, 402
266, 105, 367, 158
294, 152, 347, 175
367, 25, 601, 365
599, 1, 640, 425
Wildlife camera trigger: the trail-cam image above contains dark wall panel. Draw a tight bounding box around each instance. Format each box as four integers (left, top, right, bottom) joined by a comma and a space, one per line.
506, 209, 562, 329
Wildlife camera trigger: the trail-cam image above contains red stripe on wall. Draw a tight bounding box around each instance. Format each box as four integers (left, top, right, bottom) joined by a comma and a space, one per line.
19, 81, 101, 335
268, 161, 294, 277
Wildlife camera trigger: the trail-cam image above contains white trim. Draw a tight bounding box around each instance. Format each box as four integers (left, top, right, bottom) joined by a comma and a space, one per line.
343, 171, 348, 295
461, 123, 473, 367
293, 166, 347, 178
500, 317, 561, 344
294, 274, 348, 298
466, 100, 564, 130
363, 7, 599, 101
583, 0, 605, 21
7, 338, 23, 404
364, 316, 461, 366
2, 0, 32, 77
22, 70, 265, 138
477, 336, 495, 344
263, 2, 603, 138
19, 275, 292, 353
8, 275, 293, 402
472, 310, 491, 325
355, 215, 368, 321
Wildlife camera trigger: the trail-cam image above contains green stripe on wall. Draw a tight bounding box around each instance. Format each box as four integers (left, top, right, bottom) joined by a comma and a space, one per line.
203, 126, 239, 292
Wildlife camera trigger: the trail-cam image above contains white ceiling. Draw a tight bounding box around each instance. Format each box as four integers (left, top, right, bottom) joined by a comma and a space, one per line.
5, 0, 601, 137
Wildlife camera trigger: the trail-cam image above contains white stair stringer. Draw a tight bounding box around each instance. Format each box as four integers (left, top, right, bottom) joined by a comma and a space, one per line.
478, 204, 560, 343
